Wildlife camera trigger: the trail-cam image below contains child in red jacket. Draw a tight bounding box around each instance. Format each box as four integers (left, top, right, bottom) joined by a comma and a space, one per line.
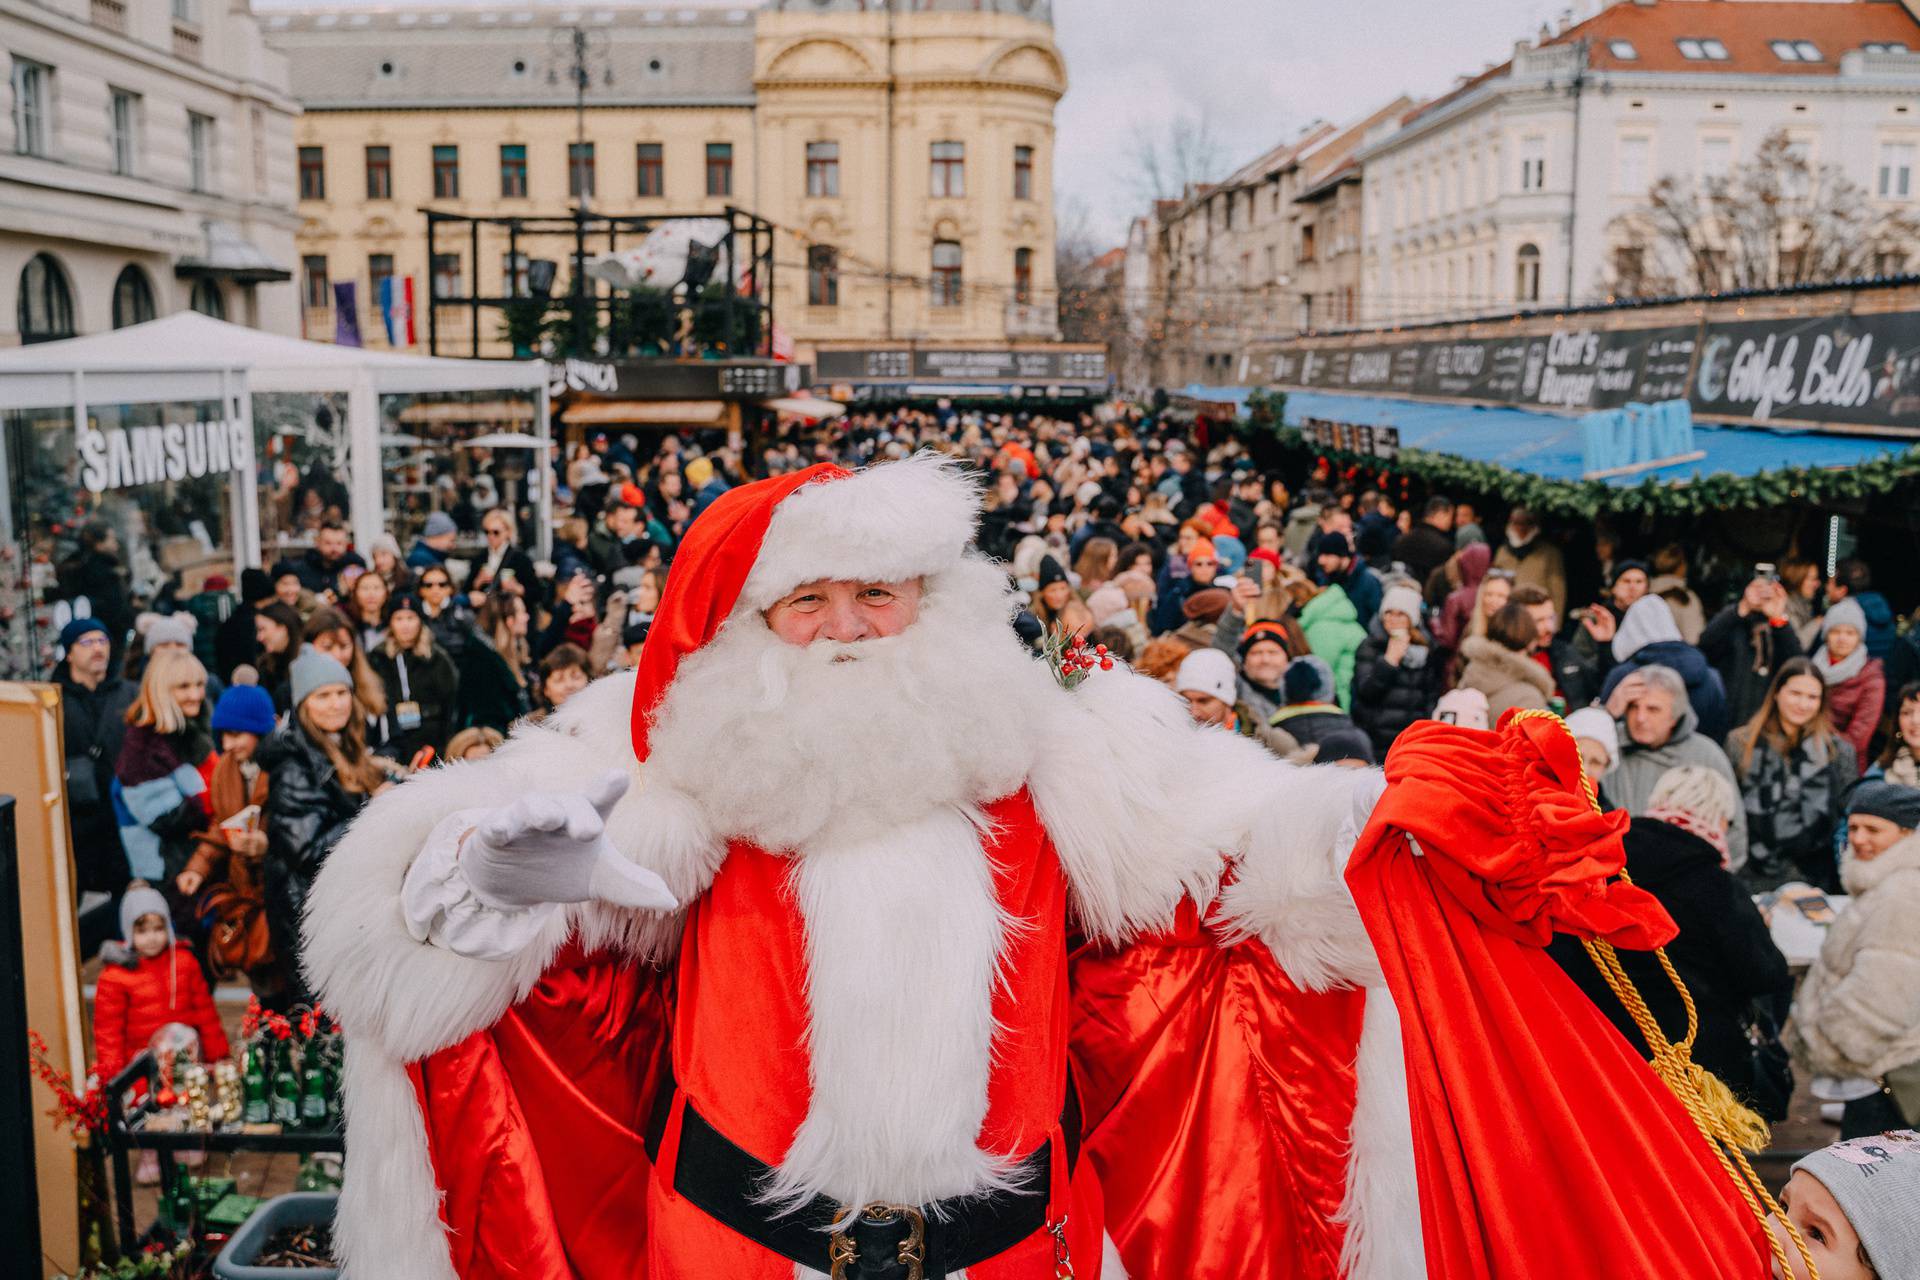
93, 883, 231, 1090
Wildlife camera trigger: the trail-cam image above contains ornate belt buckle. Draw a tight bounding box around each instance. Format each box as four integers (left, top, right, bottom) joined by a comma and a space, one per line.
827, 1202, 927, 1280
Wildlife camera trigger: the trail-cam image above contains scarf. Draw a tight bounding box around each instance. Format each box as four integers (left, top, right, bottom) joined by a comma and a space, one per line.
1887, 748, 1920, 789
1812, 642, 1868, 687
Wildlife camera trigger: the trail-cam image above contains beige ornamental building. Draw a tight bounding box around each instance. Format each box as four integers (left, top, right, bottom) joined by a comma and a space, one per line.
264, 0, 1066, 361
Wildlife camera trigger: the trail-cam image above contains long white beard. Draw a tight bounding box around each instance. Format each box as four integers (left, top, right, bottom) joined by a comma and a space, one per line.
646, 555, 1057, 850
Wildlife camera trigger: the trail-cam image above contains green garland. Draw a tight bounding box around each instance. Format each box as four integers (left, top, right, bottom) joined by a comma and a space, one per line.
1250, 418, 1920, 519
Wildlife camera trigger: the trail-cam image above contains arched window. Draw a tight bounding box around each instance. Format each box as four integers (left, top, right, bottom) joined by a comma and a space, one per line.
17, 253, 75, 343
1515, 243, 1542, 303
189, 277, 225, 320
1013, 246, 1033, 304
931, 239, 962, 307
112, 265, 156, 328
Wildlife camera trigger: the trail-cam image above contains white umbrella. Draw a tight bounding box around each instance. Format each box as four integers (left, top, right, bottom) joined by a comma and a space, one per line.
460, 431, 553, 449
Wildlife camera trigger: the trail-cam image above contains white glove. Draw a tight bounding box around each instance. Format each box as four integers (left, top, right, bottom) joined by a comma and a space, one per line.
460, 769, 679, 913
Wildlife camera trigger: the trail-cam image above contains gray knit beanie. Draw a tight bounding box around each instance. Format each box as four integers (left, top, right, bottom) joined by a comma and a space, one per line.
1794, 1131, 1920, 1279
289, 644, 354, 709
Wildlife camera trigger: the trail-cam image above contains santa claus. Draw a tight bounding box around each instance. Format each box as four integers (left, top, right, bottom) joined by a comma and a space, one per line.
306, 455, 1416, 1279
306, 454, 1783, 1280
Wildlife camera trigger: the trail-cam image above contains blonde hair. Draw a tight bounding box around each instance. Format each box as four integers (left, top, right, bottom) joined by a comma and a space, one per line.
126, 648, 208, 735
444, 726, 504, 761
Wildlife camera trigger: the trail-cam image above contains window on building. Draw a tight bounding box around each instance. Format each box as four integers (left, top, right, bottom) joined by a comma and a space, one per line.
431, 252, 462, 300
1608, 39, 1638, 60
569, 142, 595, 198
298, 145, 325, 200
500, 143, 528, 197
807, 244, 838, 307
111, 264, 155, 329
1771, 40, 1822, 62
636, 142, 663, 196
10, 59, 51, 158
1013, 246, 1033, 303
302, 255, 330, 310
931, 239, 962, 306
364, 144, 390, 200
1700, 135, 1733, 181
705, 142, 732, 196
432, 144, 459, 199
806, 140, 839, 197
1616, 136, 1650, 193
17, 253, 74, 343
930, 141, 965, 198
188, 112, 214, 192
369, 253, 394, 302
1783, 137, 1813, 198
171, 0, 195, 21
108, 88, 138, 176
189, 277, 224, 319
1013, 144, 1034, 200
1864, 42, 1909, 54
1300, 223, 1317, 263
1676, 38, 1730, 61
1520, 137, 1546, 191
1879, 141, 1915, 199
1224, 192, 1234, 231
1515, 242, 1542, 302
503, 252, 529, 298
1613, 245, 1644, 288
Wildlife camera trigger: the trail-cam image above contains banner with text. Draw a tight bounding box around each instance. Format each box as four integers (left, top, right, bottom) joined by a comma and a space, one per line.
1254, 311, 1920, 435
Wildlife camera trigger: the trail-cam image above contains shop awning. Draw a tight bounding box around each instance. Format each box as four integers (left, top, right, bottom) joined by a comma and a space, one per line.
173, 219, 293, 284
560, 399, 729, 427
1279, 391, 1915, 488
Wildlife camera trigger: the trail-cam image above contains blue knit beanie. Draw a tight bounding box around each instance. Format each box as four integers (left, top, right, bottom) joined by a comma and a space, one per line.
211, 684, 277, 737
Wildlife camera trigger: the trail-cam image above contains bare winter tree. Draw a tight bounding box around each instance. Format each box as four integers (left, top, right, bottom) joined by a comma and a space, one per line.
1055, 195, 1129, 355
1127, 110, 1227, 206
1608, 131, 1918, 298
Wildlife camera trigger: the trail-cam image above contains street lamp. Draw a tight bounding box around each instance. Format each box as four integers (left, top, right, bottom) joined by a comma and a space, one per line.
546, 25, 613, 356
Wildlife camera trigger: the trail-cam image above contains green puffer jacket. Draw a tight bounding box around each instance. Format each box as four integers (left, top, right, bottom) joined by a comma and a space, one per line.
1298, 585, 1366, 711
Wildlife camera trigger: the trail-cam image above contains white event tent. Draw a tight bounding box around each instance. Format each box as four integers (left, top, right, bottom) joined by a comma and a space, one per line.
0, 313, 550, 561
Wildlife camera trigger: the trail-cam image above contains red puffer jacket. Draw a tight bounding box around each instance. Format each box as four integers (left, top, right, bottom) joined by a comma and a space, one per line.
1825, 658, 1887, 777
93, 943, 231, 1082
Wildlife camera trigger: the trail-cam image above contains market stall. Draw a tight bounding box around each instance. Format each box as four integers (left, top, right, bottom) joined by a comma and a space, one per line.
0, 316, 549, 675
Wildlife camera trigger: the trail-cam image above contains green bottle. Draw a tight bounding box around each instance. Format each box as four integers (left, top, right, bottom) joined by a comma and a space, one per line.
241, 1045, 271, 1125
299, 1050, 329, 1128
270, 1041, 300, 1128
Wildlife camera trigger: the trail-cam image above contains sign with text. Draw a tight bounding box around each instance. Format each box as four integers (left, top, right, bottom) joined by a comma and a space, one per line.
1257, 310, 1920, 435
78, 418, 251, 493
554, 357, 803, 401
813, 348, 1110, 384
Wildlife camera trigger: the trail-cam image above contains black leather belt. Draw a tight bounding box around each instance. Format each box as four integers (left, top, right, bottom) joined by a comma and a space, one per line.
644, 1076, 1081, 1280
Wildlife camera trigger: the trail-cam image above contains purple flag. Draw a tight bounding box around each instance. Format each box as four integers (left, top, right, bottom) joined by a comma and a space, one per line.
333, 281, 362, 347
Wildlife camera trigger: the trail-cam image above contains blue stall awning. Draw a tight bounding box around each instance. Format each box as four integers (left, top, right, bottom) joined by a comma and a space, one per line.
1279, 391, 1914, 488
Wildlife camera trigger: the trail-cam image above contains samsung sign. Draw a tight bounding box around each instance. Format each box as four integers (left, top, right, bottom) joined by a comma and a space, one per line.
78, 418, 251, 493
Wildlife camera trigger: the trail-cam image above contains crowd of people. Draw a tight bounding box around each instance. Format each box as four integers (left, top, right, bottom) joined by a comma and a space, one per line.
57, 398, 1920, 1172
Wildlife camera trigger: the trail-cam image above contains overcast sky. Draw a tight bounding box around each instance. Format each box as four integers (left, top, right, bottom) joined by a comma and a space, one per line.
1052, 0, 1571, 246
253, 0, 1572, 246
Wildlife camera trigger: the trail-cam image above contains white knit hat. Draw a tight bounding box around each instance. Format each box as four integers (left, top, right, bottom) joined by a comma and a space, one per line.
1174, 648, 1238, 705
1564, 706, 1620, 775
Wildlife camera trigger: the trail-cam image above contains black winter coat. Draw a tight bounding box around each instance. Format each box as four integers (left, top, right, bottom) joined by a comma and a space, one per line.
455, 637, 532, 734
1351, 627, 1440, 762
58, 667, 135, 892
1268, 706, 1375, 765
1547, 817, 1792, 1105
368, 643, 460, 760
1391, 523, 1455, 588
258, 725, 368, 998
1700, 606, 1804, 733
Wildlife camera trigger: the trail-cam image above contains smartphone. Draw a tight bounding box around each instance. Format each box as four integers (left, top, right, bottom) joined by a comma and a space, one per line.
410, 746, 437, 772
1797, 894, 1836, 925
1754, 562, 1780, 584
1214, 574, 1238, 590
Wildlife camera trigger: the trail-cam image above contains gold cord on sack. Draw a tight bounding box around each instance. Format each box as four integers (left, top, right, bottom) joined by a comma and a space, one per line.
1508, 709, 1817, 1280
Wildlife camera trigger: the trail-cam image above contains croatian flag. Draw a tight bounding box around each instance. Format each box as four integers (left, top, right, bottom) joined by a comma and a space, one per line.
383, 276, 416, 347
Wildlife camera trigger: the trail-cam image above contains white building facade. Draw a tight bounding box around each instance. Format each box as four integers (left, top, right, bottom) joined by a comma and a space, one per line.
1, 0, 302, 345
1358, 0, 1920, 326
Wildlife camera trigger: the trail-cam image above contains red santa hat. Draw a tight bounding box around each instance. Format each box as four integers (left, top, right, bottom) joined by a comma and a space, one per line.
630, 453, 983, 761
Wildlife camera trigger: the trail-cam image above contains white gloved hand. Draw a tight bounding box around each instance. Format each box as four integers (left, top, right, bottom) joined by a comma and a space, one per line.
460, 769, 679, 913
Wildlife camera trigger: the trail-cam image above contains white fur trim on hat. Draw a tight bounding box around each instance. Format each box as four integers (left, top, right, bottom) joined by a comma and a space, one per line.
738, 453, 982, 612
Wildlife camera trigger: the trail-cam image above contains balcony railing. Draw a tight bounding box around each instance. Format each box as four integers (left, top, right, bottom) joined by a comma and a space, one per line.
173, 22, 201, 62
91, 0, 127, 33
1004, 301, 1059, 339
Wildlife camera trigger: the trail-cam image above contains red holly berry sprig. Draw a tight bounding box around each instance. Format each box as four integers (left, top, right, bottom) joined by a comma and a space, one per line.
1046, 633, 1115, 690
